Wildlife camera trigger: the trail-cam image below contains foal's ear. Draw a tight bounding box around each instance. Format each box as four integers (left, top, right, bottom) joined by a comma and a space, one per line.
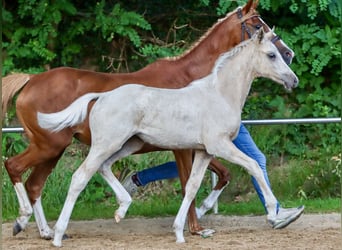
257, 27, 265, 43
264, 27, 275, 41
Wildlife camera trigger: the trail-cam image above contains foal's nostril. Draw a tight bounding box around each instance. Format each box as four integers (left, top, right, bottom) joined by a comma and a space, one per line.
294, 76, 299, 87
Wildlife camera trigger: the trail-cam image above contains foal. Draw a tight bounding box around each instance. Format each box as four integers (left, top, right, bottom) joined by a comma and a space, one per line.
3, 0, 295, 238
38, 29, 298, 247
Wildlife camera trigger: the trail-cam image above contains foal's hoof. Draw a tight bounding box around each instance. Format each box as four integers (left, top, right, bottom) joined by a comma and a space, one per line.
12, 221, 23, 236
42, 235, 53, 240
62, 234, 70, 240
195, 228, 216, 238
43, 234, 69, 241
114, 214, 121, 223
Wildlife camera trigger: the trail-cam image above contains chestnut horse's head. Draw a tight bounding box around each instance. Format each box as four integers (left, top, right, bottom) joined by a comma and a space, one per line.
222, 0, 294, 65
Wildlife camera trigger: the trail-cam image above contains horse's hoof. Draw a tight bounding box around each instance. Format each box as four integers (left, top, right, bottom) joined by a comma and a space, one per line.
12, 221, 23, 236
62, 234, 70, 240
195, 228, 216, 238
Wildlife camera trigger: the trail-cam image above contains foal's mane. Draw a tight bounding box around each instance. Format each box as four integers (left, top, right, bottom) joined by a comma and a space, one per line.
212, 36, 252, 78
166, 5, 258, 61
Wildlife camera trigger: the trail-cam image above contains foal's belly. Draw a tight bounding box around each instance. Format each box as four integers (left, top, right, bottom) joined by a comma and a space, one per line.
137, 131, 205, 151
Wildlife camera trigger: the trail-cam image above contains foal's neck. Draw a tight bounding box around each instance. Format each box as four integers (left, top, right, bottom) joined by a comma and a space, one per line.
215, 52, 256, 112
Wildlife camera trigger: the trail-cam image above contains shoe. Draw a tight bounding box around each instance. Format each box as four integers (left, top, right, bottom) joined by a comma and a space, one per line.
122, 173, 139, 196
270, 205, 305, 229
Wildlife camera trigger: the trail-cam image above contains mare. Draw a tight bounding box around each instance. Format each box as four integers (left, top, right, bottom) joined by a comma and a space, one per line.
2, 0, 294, 239
37, 28, 299, 247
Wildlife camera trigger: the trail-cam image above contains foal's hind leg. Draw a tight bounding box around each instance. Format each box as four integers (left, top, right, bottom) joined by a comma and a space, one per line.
196, 158, 231, 219
53, 138, 143, 247
97, 137, 145, 222
52, 155, 100, 247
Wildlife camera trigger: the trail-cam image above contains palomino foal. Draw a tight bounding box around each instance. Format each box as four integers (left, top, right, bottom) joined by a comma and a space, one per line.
38, 28, 298, 247
3, 0, 295, 238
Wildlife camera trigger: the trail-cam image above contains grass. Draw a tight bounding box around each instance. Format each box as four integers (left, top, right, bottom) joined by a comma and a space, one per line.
24, 196, 341, 222
2, 139, 341, 223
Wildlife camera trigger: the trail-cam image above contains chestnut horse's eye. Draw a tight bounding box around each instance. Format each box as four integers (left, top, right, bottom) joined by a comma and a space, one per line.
255, 24, 262, 29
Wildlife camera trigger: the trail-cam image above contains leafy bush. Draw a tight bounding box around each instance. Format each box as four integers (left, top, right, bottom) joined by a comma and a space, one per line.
2, 0, 151, 74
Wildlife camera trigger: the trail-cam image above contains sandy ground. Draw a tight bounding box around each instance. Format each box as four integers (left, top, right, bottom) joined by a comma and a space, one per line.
1, 213, 341, 250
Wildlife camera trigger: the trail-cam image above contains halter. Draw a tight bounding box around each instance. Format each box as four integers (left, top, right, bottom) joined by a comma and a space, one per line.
237, 8, 253, 41
237, 7, 281, 44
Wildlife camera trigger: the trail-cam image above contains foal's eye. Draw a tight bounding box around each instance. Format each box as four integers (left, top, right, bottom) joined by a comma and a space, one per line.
255, 24, 262, 29
267, 52, 276, 60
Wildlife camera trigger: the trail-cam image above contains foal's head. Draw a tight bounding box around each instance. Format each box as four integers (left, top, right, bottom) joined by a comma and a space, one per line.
252, 28, 299, 90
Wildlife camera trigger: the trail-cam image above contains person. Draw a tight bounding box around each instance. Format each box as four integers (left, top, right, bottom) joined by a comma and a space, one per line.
123, 124, 304, 229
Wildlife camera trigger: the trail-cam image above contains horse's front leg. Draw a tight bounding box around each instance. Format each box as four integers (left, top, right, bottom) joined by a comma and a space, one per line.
173, 150, 212, 243
196, 158, 231, 219
25, 156, 64, 240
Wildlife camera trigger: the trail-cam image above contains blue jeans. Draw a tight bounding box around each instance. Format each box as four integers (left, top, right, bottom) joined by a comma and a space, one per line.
135, 124, 280, 213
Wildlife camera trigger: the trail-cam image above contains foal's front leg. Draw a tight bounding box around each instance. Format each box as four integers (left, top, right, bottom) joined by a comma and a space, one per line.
173, 150, 204, 234
213, 140, 278, 222
173, 150, 212, 243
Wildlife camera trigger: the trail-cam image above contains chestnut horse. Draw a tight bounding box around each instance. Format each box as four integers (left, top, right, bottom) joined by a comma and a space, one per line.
37, 28, 298, 246
2, 0, 294, 239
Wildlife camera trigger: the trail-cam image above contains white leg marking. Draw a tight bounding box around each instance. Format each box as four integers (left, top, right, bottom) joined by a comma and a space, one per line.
196, 189, 225, 219
33, 196, 54, 239
14, 183, 33, 230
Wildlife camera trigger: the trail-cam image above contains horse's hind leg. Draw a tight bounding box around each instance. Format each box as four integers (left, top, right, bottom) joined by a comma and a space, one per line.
5, 136, 68, 238
5, 146, 40, 235
25, 154, 64, 239
196, 158, 231, 219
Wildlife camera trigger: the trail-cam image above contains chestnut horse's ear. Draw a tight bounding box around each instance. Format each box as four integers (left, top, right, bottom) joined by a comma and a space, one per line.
245, 0, 259, 13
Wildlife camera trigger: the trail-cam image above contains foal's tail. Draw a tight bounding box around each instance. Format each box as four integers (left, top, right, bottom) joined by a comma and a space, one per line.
2, 73, 31, 118
37, 93, 103, 132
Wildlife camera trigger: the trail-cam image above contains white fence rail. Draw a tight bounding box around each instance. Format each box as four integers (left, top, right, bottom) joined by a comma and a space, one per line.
2, 117, 340, 133
2, 117, 341, 213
